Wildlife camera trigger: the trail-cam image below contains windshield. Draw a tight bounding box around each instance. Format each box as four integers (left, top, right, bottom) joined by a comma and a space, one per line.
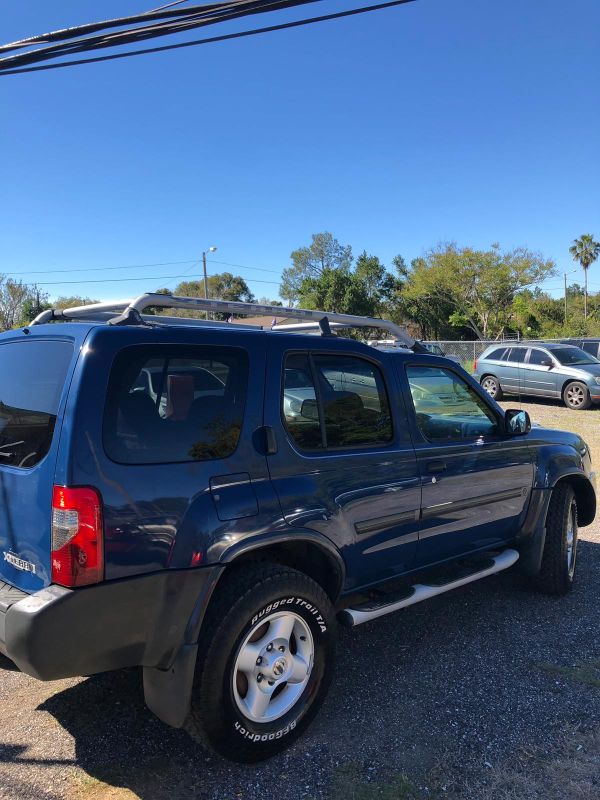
551, 347, 600, 366
424, 343, 444, 355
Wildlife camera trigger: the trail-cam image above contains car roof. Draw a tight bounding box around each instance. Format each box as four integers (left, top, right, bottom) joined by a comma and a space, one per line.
482, 341, 580, 354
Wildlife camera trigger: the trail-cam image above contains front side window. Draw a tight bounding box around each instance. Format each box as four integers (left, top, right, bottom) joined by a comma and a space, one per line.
0, 340, 73, 468
528, 348, 551, 366
282, 353, 393, 450
104, 345, 248, 464
407, 366, 498, 442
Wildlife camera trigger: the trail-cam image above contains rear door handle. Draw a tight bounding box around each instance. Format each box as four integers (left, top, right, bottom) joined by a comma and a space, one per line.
426, 460, 447, 473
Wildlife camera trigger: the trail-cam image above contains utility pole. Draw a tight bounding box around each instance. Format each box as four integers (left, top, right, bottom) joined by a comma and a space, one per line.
202, 246, 217, 319
563, 269, 576, 327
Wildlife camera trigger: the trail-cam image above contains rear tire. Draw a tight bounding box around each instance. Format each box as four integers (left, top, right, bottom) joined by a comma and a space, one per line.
185, 563, 336, 762
533, 483, 578, 596
481, 375, 503, 401
563, 381, 591, 410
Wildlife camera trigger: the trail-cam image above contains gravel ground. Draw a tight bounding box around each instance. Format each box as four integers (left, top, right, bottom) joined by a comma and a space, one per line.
0, 399, 599, 800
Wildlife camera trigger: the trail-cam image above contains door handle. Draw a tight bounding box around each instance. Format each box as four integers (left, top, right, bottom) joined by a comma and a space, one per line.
426, 460, 447, 473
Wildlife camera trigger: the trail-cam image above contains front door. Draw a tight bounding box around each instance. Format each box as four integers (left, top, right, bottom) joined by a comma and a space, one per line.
401, 363, 533, 567
523, 348, 560, 398
265, 341, 421, 592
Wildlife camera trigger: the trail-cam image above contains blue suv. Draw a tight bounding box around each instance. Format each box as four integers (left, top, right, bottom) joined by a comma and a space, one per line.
0, 294, 596, 762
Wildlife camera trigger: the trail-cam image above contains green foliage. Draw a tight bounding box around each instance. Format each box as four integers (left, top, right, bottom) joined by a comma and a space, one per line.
569, 233, 600, 318
295, 251, 401, 337
155, 273, 256, 320
281, 232, 353, 304
401, 243, 556, 339
0, 278, 50, 330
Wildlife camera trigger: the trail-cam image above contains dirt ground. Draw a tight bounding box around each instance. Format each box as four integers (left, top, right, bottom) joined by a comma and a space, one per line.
0, 398, 598, 800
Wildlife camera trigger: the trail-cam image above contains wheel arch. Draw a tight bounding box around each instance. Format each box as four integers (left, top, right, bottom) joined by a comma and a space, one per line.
554, 473, 596, 528
218, 533, 345, 602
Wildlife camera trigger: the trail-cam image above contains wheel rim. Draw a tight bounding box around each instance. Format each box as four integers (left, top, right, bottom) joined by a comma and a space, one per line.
566, 503, 578, 578
482, 378, 497, 397
232, 611, 314, 724
566, 384, 585, 408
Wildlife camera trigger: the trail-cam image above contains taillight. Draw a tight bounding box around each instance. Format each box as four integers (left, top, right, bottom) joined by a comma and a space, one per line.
473, 359, 478, 371
51, 486, 103, 587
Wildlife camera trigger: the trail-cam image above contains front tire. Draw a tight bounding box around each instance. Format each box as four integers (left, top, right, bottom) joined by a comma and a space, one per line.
533, 483, 578, 595
481, 375, 503, 401
186, 563, 336, 762
563, 381, 591, 410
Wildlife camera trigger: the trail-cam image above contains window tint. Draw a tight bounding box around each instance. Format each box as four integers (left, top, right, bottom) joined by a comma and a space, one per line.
508, 347, 527, 363
313, 355, 392, 448
582, 342, 599, 356
407, 366, 498, 442
528, 349, 550, 365
0, 340, 73, 469
282, 354, 393, 450
282, 354, 323, 450
487, 347, 508, 361
104, 345, 247, 464
552, 347, 599, 366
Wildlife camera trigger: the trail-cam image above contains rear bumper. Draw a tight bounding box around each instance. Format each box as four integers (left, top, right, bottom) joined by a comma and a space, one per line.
0, 566, 222, 680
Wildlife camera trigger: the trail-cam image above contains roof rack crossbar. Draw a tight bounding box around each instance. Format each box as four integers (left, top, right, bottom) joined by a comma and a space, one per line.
30, 292, 422, 351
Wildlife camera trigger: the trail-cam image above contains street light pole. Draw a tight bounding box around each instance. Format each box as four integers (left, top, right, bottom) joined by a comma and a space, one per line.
563, 269, 577, 326
202, 246, 217, 319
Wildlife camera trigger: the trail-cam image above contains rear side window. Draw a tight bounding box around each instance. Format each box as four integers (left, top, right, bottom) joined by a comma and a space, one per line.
508, 347, 527, 363
0, 340, 73, 469
282, 353, 393, 450
103, 345, 248, 464
486, 347, 508, 361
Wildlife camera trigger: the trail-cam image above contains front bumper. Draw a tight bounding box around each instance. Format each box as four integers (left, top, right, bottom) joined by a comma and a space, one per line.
0, 566, 221, 680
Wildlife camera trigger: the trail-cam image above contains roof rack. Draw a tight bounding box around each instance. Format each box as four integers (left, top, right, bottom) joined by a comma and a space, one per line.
30, 292, 425, 352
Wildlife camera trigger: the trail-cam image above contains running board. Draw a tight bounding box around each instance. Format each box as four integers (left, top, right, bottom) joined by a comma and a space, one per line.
341, 549, 520, 627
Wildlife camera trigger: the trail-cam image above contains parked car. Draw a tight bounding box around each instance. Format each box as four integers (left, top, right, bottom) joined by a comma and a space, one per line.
560, 338, 600, 360
420, 341, 462, 365
474, 342, 600, 409
0, 295, 596, 764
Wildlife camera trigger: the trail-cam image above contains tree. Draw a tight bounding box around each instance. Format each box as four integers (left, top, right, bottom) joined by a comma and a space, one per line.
53, 295, 100, 309
161, 273, 256, 319
0, 278, 49, 331
280, 232, 353, 305
295, 252, 402, 337
401, 244, 556, 339
569, 234, 600, 320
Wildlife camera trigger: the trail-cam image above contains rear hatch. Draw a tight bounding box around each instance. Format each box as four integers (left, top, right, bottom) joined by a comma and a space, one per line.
0, 334, 78, 592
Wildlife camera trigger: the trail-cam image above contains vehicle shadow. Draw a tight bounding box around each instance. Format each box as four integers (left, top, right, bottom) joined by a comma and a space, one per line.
2, 538, 599, 800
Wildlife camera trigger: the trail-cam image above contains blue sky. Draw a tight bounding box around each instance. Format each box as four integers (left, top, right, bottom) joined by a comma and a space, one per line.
1, 0, 599, 303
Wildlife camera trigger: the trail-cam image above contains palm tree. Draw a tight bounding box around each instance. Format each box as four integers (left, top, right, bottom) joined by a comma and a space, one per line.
569, 234, 600, 319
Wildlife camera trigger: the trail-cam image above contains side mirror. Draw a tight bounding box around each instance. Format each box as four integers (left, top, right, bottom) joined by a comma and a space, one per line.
540, 358, 553, 368
301, 398, 319, 420
505, 408, 531, 436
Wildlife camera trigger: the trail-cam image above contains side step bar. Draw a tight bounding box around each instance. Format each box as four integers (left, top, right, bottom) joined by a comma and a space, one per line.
341, 549, 520, 627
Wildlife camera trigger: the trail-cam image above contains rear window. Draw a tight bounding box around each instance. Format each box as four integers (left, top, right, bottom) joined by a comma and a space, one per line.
103, 345, 248, 464
0, 339, 73, 469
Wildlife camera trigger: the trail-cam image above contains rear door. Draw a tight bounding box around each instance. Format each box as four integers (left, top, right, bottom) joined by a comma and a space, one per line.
402, 363, 533, 566
0, 334, 80, 591
501, 346, 528, 396
265, 340, 421, 592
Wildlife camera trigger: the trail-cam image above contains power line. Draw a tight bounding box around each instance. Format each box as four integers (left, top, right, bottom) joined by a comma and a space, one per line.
2, 259, 199, 276
0, 0, 416, 76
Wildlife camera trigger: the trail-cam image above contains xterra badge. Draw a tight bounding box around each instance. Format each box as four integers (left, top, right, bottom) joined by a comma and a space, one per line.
3, 551, 36, 574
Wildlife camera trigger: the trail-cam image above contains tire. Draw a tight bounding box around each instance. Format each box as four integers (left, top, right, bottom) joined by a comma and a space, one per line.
533, 483, 578, 595
563, 381, 591, 410
481, 375, 503, 401
185, 563, 336, 762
